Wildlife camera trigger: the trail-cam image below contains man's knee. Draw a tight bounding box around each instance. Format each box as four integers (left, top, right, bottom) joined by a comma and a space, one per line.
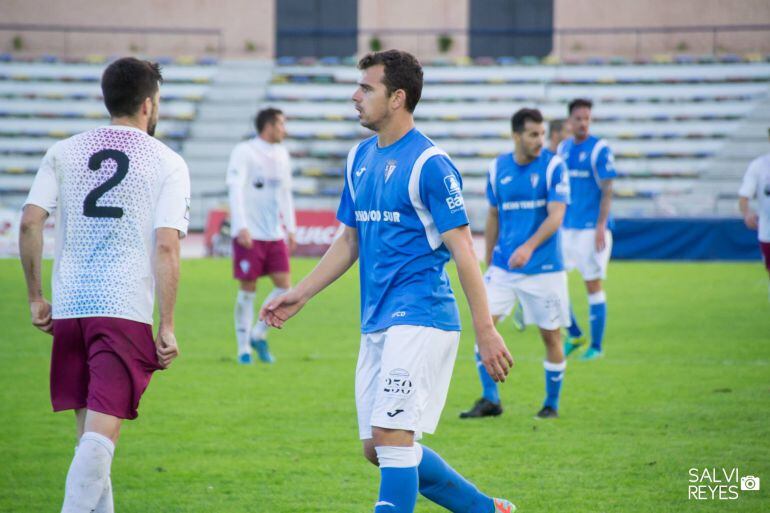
362, 439, 378, 465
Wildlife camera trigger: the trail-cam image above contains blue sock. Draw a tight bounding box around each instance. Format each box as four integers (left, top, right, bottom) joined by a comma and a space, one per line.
417, 444, 494, 513
588, 291, 607, 351
567, 306, 583, 338
375, 447, 418, 513
543, 360, 566, 410
475, 347, 499, 404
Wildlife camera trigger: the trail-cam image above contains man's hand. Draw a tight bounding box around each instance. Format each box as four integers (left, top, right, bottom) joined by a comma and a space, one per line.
236, 228, 253, 249
595, 225, 607, 252
287, 233, 297, 254
260, 288, 307, 329
508, 243, 534, 269
155, 327, 179, 368
29, 299, 53, 334
476, 325, 514, 382
744, 212, 759, 230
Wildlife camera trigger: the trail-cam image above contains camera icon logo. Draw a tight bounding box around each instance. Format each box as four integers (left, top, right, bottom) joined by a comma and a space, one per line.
741, 476, 760, 491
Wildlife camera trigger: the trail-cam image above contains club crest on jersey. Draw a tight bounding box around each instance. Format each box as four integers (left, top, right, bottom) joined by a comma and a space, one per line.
444, 174, 461, 194
579, 151, 588, 162
384, 160, 397, 182
530, 173, 539, 188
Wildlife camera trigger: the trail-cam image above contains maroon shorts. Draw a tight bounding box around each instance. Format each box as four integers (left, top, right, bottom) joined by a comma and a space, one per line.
761, 242, 770, 273
50, 317, 162, 420
232, 239, 290, 281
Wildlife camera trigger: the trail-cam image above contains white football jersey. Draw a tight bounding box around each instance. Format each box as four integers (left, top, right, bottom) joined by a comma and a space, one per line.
23, 125, 191, 324
739, 152, 770, 242
226, 137, 296, 241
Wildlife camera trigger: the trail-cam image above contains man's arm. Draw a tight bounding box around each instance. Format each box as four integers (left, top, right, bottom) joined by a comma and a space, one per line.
739, 196, 758, 230
262, 225, 359, 327
226, 148, 252, 249
154, 227, 181, 368
442, 225, 513, 382
595, 179, 613, 251
484, 207, 499, 266
509, 201, 566, 269
19, 205, 52, 334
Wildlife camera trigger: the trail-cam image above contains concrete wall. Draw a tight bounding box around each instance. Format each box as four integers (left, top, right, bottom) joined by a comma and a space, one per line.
553, 0, 770, 58
0, 0, 275, 58
1, 0, 769, 59
357, 0, 468, 60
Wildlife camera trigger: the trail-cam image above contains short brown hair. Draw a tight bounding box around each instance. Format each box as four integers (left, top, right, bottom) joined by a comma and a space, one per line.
358, 50, 423, 113
101, 57, 162, 118
511, 108, 544, 133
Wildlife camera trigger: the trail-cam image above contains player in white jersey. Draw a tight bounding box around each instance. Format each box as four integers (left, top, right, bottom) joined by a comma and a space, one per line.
227, 107, 296, 364
19, 57, 190, 513
739, 131, 770, 299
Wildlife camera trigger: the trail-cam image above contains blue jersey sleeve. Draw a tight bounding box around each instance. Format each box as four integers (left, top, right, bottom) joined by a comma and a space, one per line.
336, 177, 356, 227
548, 158, 570, 204
486, 159, 498, 207
595, 145, 618, 180
419, 155, 469, 233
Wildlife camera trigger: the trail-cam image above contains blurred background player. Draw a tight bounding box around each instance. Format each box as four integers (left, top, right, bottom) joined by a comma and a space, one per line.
548, 118, 571, 153
262, 50, 516, 513
558, 98, 617, 361
738, 128, 770, 299
461, 108, 571, 420
226, 107, 296, 364
18, 57, 189, 513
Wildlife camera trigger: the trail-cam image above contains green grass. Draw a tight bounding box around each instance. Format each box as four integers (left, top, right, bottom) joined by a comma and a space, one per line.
1, 258, 768, 512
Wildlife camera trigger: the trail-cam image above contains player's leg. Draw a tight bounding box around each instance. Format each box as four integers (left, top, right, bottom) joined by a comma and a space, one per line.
460, 267, 512, 418
62, 318, 163, 513
371, 427, 419, 513
760, 242, 770, 300
249, 241, 291, 362
517, 272, 569, 418
232, 239, 261, 364
538, 328, 565, 419
561, 229, 585, 355
578, 229, 611, 360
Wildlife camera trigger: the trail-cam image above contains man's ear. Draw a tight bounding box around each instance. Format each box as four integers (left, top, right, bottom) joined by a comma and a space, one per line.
390, 89, 406, 111
141, 97, 152, 116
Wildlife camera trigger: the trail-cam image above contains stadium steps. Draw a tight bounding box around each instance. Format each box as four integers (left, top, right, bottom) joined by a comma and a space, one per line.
182, 60, 274, 228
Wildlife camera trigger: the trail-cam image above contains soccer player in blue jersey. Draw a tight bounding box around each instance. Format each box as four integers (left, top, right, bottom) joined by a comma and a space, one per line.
460, 108, 571, 420
557, 99, 617, 360
262, 50, 516, 513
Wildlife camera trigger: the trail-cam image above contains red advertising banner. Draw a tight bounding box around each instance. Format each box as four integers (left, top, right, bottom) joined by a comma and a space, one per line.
204, 209, 340, 257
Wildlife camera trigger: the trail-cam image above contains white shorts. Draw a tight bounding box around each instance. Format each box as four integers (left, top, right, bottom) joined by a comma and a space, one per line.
484, 266, 570, 330
561, 228, 612, 281
355, 325, 460, 440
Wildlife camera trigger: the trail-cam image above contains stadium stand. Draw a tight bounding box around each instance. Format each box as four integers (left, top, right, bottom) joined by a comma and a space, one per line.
1, 55, 768, 229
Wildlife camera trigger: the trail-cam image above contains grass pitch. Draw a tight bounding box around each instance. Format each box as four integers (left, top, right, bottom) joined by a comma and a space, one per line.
1, 258, 768, 512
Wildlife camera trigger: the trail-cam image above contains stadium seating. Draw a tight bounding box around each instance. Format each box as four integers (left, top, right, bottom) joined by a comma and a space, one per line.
1, 55, 768, 228
0, 57, 213, 211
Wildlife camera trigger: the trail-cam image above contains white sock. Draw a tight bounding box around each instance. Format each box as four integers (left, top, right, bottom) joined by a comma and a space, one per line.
250, 287, 287, 341
62, 432, 114, 513
94, 476, 113, 513
235, 290, 255, 355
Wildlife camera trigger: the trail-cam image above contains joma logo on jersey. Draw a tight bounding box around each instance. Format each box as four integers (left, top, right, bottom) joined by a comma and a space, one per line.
500, 176, 513, 185
354, 210, 401, 223
444, 175, 461, 194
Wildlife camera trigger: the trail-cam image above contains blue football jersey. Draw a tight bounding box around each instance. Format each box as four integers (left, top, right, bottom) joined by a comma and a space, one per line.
557, 135, 617, 229
337, 128, 469, 333
487, 149, 570, 274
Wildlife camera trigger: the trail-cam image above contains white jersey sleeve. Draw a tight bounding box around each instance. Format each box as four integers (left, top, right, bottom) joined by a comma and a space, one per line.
154, 154, 191, 237
24, 145, 59, 213
226, 143, 249, 235
278, 146, 296, 234
739, 158, 760, 198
